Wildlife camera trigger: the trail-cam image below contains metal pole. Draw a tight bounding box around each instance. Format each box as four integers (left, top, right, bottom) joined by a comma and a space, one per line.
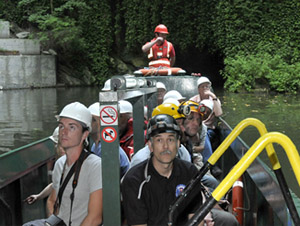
99, 91, 121, 226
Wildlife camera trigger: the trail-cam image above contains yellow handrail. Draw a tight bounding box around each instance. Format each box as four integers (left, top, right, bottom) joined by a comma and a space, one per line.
208, 118, 281, 170
212, 132, 300, 201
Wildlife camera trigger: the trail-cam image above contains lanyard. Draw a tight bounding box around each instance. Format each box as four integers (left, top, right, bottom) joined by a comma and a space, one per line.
53, 150, 90, 225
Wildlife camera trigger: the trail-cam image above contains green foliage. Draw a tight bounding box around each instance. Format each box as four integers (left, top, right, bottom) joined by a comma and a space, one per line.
0, 1, 24, 25
18, 0, 88, 45
214, 0, 300, 93
222, 51, 300, 93
1, 0, 300, 92
79, 0, 113, 84
121, 0, 217, 53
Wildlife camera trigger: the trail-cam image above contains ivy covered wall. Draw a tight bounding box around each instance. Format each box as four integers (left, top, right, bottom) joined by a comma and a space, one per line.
1, 0, 300, 92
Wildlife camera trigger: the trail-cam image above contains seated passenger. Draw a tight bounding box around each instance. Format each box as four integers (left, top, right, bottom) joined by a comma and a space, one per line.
180, 101, 213, 163
163, 97, 180, 106
156, 81, 167, 105
122, 114, 204, 225
164, 90, 186, 103
88, 102, 129, 178
118, 100, 147, 160
24, 102, 103, 225
130, 103, 191, 168
130, 103, 218, 194
199, 99, 214, 121
118, 100, 134, 160
179, 101, 238, 226
190, 77, 223, 143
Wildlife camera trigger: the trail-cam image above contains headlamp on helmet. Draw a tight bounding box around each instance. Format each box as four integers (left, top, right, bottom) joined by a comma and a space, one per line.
146, 114, 180, 140
177, 104, 191, 116
180, 100, 204, 117
152, 103, 187, 120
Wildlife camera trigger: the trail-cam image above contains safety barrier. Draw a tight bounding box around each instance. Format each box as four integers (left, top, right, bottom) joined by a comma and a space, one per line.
0, 137, 55, 225
169, 118, 275, 224
179, 118, 300, 225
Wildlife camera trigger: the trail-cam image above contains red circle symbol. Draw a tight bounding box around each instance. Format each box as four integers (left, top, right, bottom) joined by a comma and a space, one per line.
101, 127, 117, 143
100, 106, 118, 125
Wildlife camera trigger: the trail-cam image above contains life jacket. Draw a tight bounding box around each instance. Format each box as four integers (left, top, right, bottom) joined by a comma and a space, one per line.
148, 39, 173, 68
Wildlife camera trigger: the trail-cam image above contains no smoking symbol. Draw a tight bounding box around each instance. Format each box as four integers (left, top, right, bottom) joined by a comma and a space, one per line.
101, 127, 117, 143
100, 106, 118, 125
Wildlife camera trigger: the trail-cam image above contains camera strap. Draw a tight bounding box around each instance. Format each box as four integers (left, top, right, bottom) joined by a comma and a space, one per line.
54, 149, 90, 225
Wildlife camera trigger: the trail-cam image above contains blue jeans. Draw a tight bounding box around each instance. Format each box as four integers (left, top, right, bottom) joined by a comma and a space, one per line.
202, 134, 213, 163
201, 174, 219, 192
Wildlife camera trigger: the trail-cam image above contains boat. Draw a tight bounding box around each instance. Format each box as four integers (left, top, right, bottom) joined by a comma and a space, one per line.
134, 67, 186, 76
0, 74, 299, 225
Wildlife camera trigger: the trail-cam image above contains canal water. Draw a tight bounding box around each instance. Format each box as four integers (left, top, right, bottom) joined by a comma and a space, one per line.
0, 87, 299, 197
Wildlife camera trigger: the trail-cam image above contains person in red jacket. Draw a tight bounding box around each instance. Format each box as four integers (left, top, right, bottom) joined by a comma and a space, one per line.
118, 100, 147, 160
142, 24, 176, 68
118, 100, 134, 160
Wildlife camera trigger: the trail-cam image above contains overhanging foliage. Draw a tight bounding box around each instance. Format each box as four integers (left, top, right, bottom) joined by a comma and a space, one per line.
1, 0, 299, 92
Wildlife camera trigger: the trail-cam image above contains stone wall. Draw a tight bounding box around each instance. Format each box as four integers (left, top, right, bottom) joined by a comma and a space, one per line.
0, 55, 56, 89
0, 21, 56, 89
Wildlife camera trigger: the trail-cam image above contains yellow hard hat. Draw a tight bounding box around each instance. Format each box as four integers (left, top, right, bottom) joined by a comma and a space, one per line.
179, 100, 204, 116
152, 103, 186, 119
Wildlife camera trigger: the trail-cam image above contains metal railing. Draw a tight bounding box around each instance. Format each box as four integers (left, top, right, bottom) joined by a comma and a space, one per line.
167, 118, 300, 226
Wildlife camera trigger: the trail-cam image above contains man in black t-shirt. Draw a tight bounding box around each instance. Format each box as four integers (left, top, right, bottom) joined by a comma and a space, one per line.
122, 114, 204, 226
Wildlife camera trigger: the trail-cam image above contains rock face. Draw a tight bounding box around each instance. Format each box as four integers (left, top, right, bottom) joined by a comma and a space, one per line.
58, 64, 93, 86
0, 21, 56, 89
109, 53, 148, 76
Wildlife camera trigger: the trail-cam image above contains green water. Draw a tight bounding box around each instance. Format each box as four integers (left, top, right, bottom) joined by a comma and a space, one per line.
217, 90, 300, 198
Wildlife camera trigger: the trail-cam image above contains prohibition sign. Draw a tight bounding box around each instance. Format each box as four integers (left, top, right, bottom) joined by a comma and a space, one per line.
101, 127, 117, 143
100, 105, 118, 125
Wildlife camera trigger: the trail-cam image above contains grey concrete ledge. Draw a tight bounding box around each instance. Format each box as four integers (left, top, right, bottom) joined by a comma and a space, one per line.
0, 39, 40, 54
0, 55, 56, 89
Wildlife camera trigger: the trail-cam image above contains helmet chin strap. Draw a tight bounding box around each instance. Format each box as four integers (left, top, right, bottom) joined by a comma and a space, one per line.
137, 158, 151, 200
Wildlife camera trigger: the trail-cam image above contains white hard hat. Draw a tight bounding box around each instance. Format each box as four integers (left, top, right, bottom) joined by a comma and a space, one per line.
162, 98, 180, 106
163, 90, 185, 101
102, 79, 111, 91
88, 102, 100, 117
50, 127, 59, 143
156, 82, 166, 90
57, 102, 92, 132
200, 99, 214, 110
118, 100, 133, 113
197, 76, 211, 87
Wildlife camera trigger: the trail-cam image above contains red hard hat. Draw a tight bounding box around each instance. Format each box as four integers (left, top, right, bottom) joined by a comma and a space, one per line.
154, 24, 169, 34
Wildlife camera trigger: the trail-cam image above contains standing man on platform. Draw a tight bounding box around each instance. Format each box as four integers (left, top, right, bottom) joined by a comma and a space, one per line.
142, 24, 176, 68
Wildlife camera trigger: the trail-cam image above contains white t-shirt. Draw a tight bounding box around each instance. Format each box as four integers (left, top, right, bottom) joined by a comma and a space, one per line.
52, 152, 102, 226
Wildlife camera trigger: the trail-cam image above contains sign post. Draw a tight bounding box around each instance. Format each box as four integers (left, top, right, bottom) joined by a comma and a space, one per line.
99, 92, 121, 226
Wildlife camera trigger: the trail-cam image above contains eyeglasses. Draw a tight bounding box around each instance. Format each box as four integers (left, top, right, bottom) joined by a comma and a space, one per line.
198, 104, 207, 115
199, 85, 211, 89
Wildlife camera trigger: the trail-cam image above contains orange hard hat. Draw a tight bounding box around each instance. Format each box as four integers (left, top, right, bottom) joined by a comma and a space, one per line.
154, 24, 169, 34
